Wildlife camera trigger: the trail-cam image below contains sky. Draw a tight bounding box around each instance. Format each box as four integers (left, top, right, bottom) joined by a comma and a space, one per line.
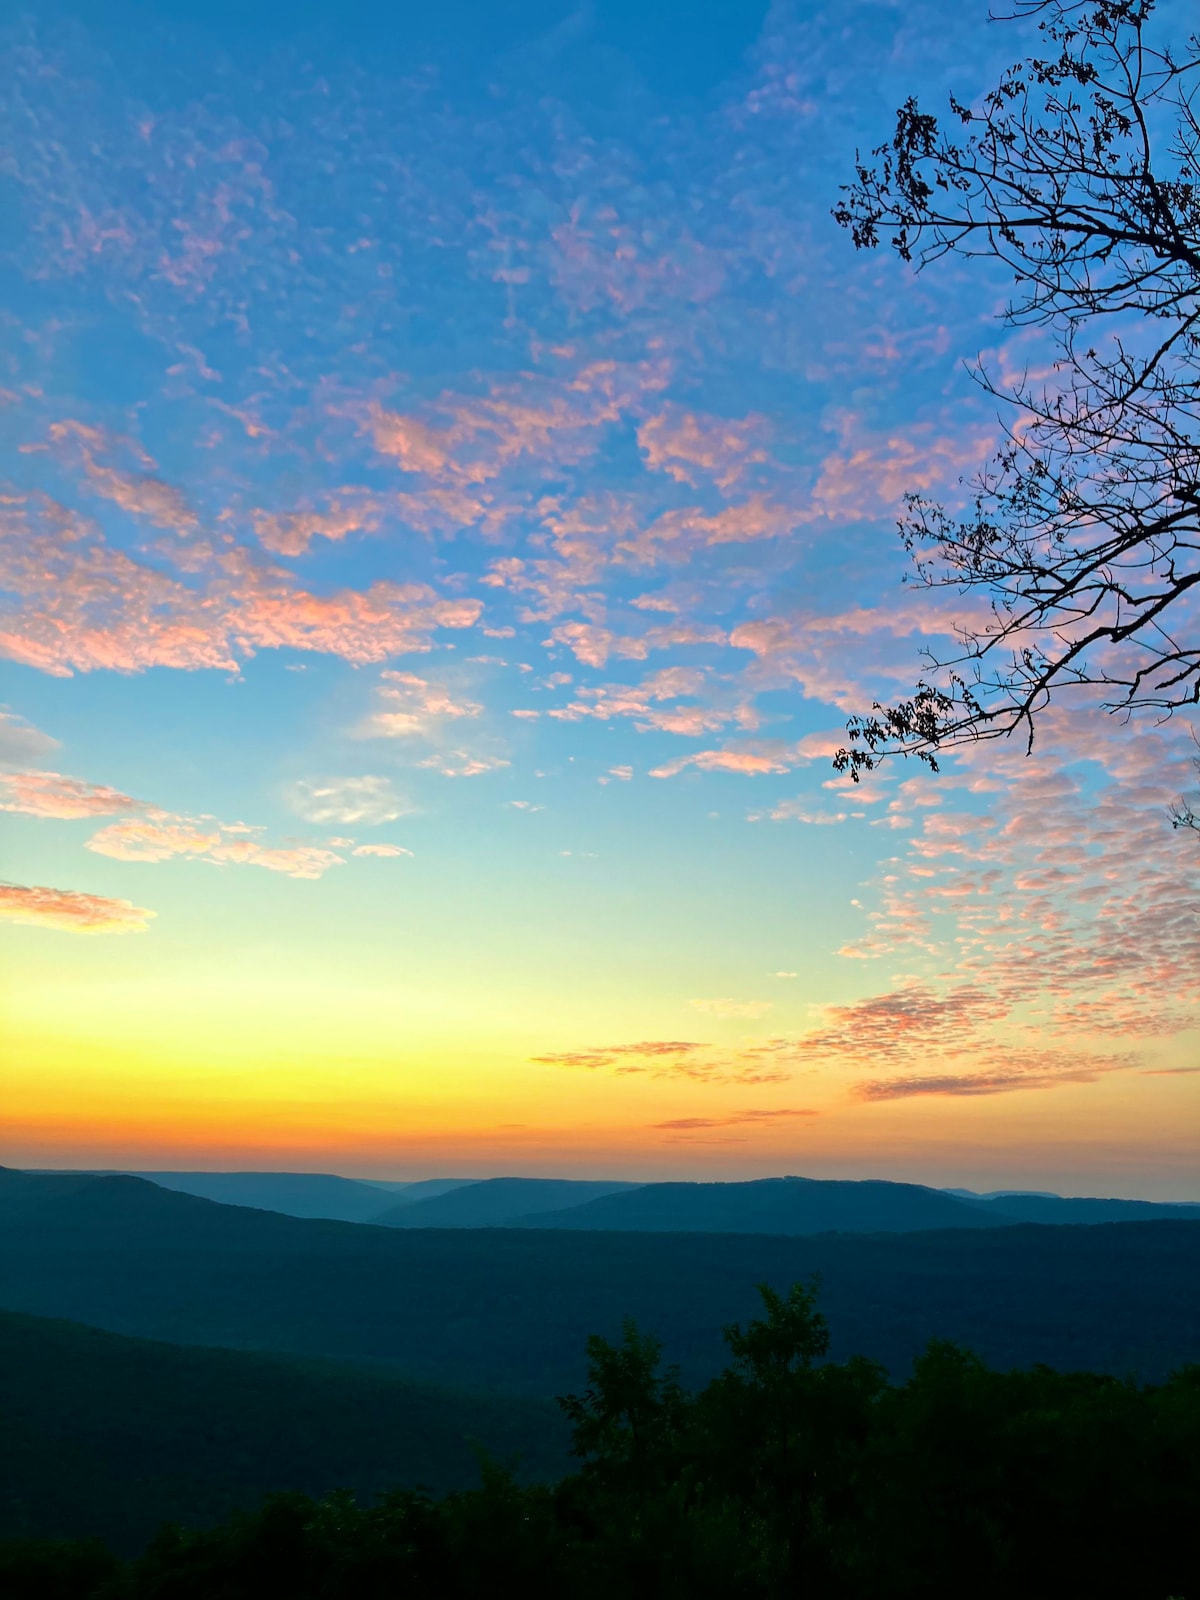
1, 0, 1197, 1197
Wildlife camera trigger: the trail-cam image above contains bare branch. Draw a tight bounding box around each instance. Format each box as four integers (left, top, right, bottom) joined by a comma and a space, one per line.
833, 0, 1200, 778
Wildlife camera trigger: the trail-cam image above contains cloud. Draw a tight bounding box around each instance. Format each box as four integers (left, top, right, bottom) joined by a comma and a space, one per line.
532, 1040, 709, 1070
652, 1108, 818, 1130
365, 358, 669, 486
418, 750, 509, 777
251, 494, 386, 556
637, 406, 769, 491
790, 981, 1010, 1065
547, 666, 755, 738
351, 842, 412, 857
532, 1038, 788, 1084
650, 744, 796, 778
0, 711, 60, 768
0, 881, 155, 934
856, 1048, 1138, 1100
754, 800, 849, 824
360, 671, 482, 737
807, 417, 991, 525
544, 622, 646, 670
624, 495, 796, 562
42, 420, 198, 534
86, 816, 345, 879
289, 775, 410, 826
690, 997, 774, 1018
356, 674, 506, 776
0, 769, 142, 820
0, 493, 480, 677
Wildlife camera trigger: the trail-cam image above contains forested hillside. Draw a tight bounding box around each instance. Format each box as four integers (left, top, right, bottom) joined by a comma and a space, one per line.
373, 1176, 639, 1227
514, 1177, 1011, 1233
1, 1170, 1197, 1389
0, 1312, 564, 1552
2, 1283, 1196, 1600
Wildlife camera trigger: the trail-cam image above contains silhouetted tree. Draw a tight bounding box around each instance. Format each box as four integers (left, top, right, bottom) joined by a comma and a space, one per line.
1170, 735, 1200, 829
833, 0, 1200, 777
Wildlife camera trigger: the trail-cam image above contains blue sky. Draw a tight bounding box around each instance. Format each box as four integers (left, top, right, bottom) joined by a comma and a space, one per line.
1, 0, 1197, 1193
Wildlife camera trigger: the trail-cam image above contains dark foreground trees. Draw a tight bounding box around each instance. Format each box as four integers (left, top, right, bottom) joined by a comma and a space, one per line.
832, 0, 1200, 778
2, 1282, 1197, 1600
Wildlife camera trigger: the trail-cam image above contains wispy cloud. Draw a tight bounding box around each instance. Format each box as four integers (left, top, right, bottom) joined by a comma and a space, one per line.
532, 1038, 789, 1085
39, 420, 197, 534
359, 671, 482, 738
690, 997, 774, 1018
0, 769, 142, 820
0, 882, 155, 934
251, 493, 386, 556
0, 492, 480, 677
0, 711, 60, 768
417, 750, 509, 778
289, 775, 410, 826
86, 815, 345, 879
652, 1107, 818, 1130
637, 406, 770, 492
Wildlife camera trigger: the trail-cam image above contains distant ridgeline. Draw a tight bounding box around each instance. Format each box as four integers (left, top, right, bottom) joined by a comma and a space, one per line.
1, 1167, 1198, 1395
27, 1166, 1200, 1230
1, 1281, 1196, 1600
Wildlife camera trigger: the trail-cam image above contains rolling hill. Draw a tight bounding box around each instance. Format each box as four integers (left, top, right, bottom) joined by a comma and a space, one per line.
952, 1191, 1200, 1224
114, 1171, 402, 1222
24, 1171, 481, 1223
0, 1309, 565, 1552
1, 1168, 1198, 1391
373, 1176, 641, 1227
371, 1174, 1200, 1234
509, 1176, 1012, 1235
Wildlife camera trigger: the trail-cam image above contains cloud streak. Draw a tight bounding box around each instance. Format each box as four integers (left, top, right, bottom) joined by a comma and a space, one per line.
0, 882, 155, 933
0, 769, 140, 819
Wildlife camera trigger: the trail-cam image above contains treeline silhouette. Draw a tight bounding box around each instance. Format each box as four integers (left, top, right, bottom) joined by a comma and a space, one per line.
3, 1283, 1196, 1600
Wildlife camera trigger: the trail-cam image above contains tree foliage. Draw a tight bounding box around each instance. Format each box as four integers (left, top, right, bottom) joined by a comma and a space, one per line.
3, 1281, 1198, 1600
832, 0, 1200, 777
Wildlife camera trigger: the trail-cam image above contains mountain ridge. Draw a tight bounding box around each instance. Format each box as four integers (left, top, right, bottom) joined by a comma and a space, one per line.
2, 1168, 1198, 1391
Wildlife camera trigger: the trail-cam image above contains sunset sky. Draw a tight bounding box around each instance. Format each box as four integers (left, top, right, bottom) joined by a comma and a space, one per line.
1, 0, 1197, 1196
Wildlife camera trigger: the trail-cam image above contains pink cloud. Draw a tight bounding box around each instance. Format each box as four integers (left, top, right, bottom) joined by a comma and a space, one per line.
360, 671, 483, 737
546, 666, 756, 738
857, 1047, 1138, 1100
365, 358, 669, 487
653, 1108, 818, 1131
549, 212, 725, 315
0, 882, 155, 934
625, 494, 796, 562
41, 420, 197, 534
754, 800, 849, 824
251, 494, 386, 556
0, 769, 141, 820
637, 406, 770, 491
808, 417, 992, 524
0, 493, 480, 677
650, 741, 803, 778
532, 1037, 789, 1085
86, 815, 344, 879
